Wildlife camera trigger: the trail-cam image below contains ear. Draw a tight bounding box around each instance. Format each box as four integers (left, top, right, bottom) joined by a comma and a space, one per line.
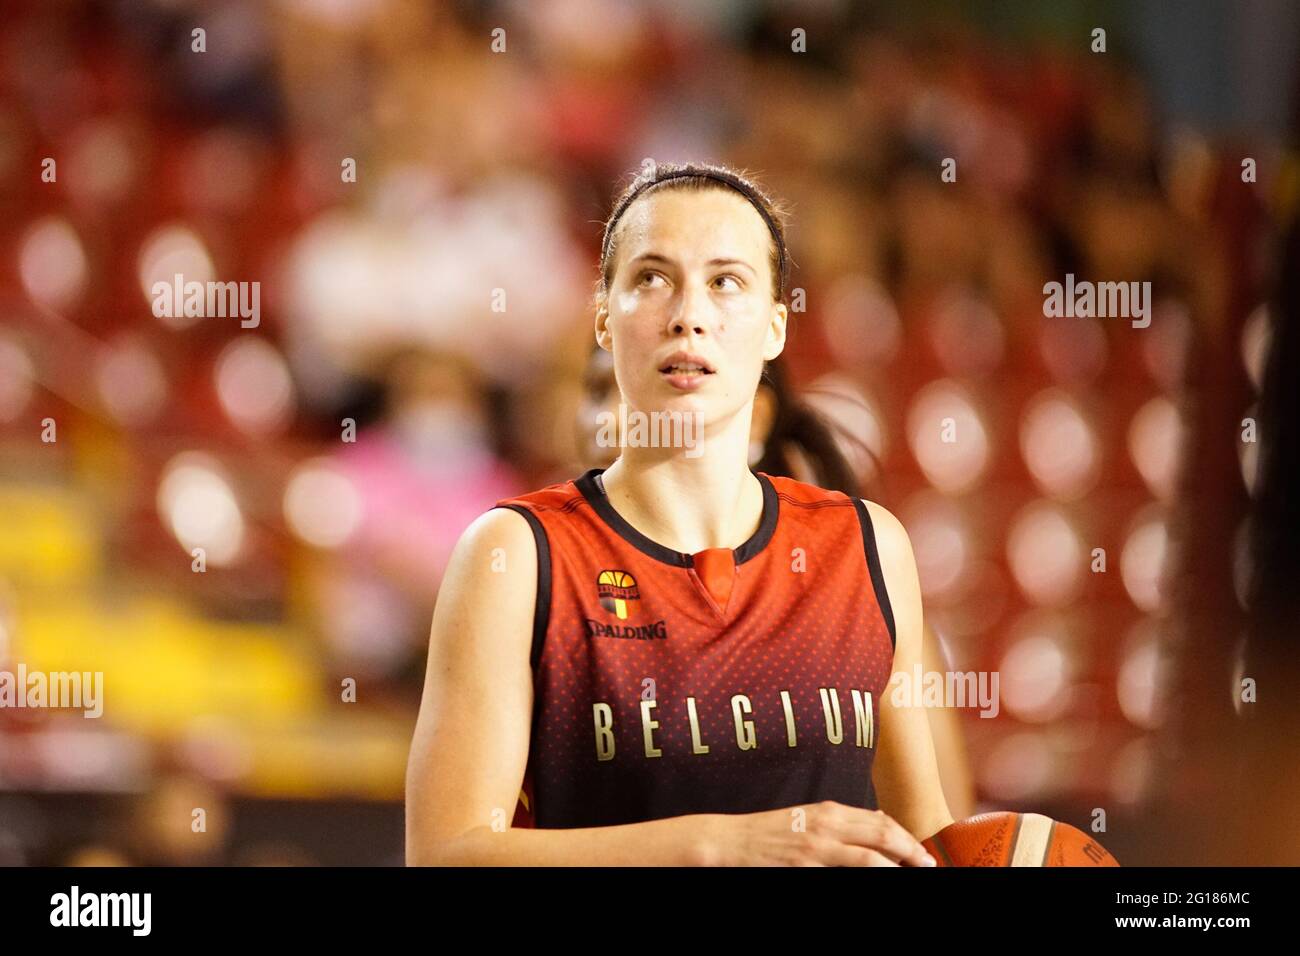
594, 298, 613, 351
762, 302, 788, 362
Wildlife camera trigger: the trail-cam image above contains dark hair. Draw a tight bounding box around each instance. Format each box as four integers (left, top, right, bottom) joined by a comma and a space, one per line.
594, 160, 873, 500
753, 356, 874, 500
600, 161, 790, 300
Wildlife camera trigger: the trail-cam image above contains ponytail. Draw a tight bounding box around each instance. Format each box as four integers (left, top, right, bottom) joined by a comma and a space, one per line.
755, 355, 879, 501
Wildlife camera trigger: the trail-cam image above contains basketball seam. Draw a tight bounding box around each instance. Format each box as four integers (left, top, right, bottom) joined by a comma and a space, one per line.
932, 833, 955, 867
1008, 812, 1025, 866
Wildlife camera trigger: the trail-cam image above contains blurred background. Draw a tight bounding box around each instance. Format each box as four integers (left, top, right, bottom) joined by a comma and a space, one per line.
1, 0, 1297, 866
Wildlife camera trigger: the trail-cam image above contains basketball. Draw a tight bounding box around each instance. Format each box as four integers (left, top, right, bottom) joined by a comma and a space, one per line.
922, 812, 1120, 867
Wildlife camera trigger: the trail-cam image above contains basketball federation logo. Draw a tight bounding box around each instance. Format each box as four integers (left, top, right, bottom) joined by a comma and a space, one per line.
597, 570, 640, 620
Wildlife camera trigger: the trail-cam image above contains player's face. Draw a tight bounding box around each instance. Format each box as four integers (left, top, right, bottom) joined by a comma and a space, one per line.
597, 188, 787, 431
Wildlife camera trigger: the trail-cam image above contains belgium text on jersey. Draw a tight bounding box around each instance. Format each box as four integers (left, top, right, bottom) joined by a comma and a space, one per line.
0, 665, 103, 718
592, 688, 875, 760
50, 886, 151, 936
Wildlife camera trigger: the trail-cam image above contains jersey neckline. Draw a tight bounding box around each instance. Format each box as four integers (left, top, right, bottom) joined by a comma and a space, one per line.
574, 467, 779, 568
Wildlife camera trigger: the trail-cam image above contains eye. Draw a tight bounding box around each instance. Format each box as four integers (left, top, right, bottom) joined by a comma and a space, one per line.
637, 271, 665, 288
712, 274, 743, 291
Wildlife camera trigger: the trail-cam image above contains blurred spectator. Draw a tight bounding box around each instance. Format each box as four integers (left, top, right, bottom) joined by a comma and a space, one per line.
305, 348, 521, 680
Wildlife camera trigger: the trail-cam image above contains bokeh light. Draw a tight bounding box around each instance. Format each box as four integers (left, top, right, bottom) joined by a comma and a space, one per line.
214, 338, 296, 436
999, 613, 1074, 722
906, 380, 990, 494
1116, 619, 1169, 730
95, 337, 168, 427
1238, 402, 1259, 495
901, 490, 971, 602
20, 217, 88, 311
1241, 304, 1272, 393
821, 274, 901, 367
1120, 507, 1170, 613
979, 732, 1054, 802
66, 118, 138, 208
283, 459, 363, 549
137, 225, 216, 330
1127, 395, 1184, 501
1006, 500, 1086, 607
156, 452, 245, 566
1019, 389, 1101, 501
928, 288, 1005, 378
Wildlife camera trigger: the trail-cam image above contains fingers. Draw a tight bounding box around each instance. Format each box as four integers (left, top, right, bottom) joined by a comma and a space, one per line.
810, 802, 936, 867
821, 842, 900, 867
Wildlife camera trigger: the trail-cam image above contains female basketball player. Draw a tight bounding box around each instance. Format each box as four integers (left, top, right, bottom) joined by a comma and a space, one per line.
406, 162, 956, 865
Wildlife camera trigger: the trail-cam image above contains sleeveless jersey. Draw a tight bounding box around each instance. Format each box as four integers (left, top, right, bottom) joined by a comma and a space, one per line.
493, 467, 897, 829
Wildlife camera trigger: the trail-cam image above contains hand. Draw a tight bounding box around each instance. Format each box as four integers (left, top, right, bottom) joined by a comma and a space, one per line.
697, 801, 940, 867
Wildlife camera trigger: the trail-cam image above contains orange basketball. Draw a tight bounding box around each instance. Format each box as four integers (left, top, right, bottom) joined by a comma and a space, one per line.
922, 812, 1119, 867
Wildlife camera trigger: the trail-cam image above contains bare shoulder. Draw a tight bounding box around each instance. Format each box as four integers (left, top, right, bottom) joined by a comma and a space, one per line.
452, 505, 538, 567
432, 506, 540, 653
860, 499, 915, 568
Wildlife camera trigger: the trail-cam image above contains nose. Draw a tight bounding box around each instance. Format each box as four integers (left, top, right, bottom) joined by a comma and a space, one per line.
665, 279, 712, 337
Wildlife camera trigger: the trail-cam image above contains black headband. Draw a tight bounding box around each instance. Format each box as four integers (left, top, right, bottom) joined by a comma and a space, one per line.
600, 167, 788, 298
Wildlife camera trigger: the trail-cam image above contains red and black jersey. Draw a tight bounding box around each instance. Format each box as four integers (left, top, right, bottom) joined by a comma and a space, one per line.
493, 467, 897, 829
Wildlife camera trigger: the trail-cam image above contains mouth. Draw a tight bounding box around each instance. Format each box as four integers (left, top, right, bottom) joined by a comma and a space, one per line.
658, 363, 715, 377
658, 355, 715, 392
658, 352, 716, 378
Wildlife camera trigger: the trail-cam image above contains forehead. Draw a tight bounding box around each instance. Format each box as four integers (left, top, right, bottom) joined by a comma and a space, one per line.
613, 187, 772, 266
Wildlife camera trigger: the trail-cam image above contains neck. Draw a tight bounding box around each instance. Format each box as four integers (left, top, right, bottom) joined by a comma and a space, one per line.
599, 407, 763, 555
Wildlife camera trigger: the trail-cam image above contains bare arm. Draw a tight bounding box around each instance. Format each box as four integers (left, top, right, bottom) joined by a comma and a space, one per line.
865, 500, 957, 841
921, 623, 977, 820
404, 506, 710, 865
